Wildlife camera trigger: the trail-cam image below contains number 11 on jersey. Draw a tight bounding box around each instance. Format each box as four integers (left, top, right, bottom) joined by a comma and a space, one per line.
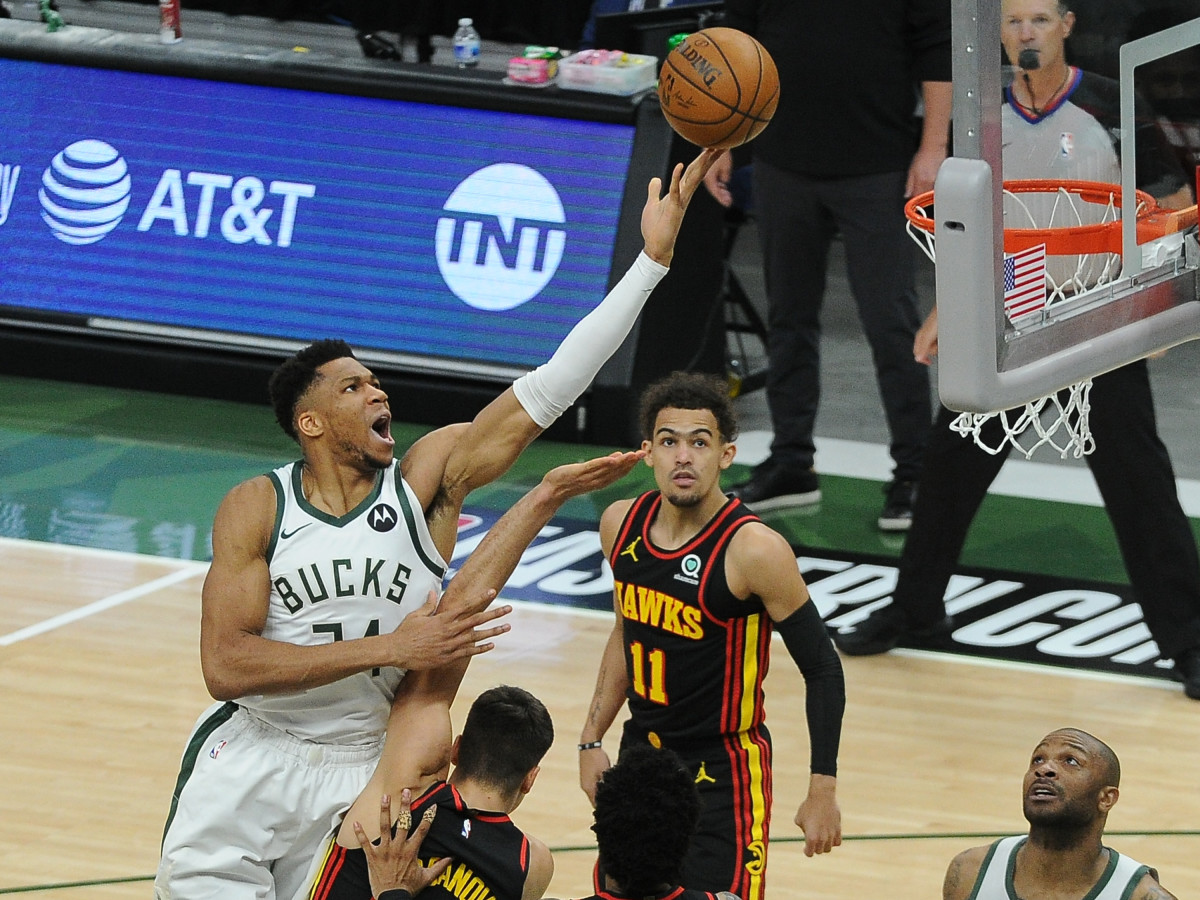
629, 641, 668, 704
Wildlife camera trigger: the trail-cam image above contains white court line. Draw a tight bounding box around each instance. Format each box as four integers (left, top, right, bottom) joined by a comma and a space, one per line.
0, 563, 207, 647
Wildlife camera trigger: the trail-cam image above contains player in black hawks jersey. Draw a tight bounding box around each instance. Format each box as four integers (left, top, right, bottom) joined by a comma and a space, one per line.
579, 372, 847, 900
307, 684, 555, 900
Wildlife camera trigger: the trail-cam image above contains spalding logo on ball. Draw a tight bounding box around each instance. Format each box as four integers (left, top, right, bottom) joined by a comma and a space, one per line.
658, 27, 780, 150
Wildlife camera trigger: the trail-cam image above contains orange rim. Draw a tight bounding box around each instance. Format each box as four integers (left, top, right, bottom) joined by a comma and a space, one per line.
903, 179, 1197, 256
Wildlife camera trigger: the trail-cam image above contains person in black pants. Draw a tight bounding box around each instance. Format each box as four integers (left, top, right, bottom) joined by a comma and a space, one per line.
834, 0, 1200, 701
710, 0, 951, 532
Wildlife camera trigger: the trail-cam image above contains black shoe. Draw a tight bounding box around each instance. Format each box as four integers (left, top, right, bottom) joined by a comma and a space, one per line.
877, 479, 916, 532
728, 462, 821, 511
1173, 647, 1200, 700
833, 610, 954, 656
357, 31, 402, 60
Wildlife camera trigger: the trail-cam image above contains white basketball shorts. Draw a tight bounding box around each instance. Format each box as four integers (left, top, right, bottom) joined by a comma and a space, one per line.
155, 702, 381, 900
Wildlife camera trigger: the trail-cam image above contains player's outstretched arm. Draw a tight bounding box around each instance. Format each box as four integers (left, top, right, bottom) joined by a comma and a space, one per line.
726, 522, 845, 856
403, 149, 725, 552
340, 452, 646, 844
199, 478, 508, 701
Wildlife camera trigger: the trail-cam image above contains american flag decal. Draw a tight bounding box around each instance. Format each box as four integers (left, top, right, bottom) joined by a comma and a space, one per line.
1003, 243, 1047, 325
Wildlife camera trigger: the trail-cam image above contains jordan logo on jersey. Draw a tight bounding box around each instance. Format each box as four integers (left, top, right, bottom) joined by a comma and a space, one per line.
368, 504, 399, 533
620, 536, 642, 563
695, 761, 717, 784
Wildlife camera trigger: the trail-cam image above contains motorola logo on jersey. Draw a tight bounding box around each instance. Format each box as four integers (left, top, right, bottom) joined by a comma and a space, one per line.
368, 504, 399, 533
435, 163, 566, 311
39, 140, 131, 245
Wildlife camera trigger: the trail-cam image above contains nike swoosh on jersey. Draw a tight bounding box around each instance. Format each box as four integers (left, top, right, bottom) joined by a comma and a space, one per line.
280, 523, 312, 540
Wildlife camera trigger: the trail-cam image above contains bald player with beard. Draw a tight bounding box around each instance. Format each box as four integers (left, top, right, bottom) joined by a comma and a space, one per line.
943, 728, 1177, 900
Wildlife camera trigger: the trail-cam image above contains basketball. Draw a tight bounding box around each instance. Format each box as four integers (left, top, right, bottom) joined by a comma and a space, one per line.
657, 27, 779, 150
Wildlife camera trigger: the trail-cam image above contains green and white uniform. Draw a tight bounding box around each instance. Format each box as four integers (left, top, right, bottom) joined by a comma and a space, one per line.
967, 836, 1153, 900
156, 460, 445, 900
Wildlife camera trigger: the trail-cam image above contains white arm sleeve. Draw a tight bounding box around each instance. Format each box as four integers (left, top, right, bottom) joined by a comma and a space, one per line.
512, 251, 668, 428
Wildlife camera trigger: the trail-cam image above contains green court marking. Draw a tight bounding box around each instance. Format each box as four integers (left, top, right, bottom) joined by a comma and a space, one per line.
11, 831, 1193, 894
0, 876, 152, 894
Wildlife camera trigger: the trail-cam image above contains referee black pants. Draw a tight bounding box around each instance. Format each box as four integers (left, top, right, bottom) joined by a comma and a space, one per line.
752, 158, 932, 481
893, 359, 1200, 659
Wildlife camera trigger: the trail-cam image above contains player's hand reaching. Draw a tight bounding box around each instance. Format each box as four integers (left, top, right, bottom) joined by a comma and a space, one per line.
642, 148, 727, 267
794, 774, 842, 857
390, 590, 511, 670
353, 790, 450, 899
541, 450, 646, 503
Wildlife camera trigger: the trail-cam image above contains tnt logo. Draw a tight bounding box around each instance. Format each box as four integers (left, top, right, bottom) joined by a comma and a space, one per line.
435, 164, 566, 311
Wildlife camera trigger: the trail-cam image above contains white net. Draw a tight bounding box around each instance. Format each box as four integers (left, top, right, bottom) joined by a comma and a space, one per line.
947, 379, 1095, 459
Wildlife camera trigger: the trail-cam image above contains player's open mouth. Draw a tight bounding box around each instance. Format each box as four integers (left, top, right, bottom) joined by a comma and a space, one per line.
371, 414, 394, 445
1028, 781, 1058, 799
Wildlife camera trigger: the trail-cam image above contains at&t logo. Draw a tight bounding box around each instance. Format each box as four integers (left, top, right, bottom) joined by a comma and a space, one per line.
39, 140, 131, 245
435, 164, 566, 311
32, 138, 315, 247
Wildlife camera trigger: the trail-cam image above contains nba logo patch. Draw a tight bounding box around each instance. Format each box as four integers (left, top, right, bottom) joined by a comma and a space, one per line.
461, 820, 472, 840
1059, 132, 1075, 159
209, 739, 227, 759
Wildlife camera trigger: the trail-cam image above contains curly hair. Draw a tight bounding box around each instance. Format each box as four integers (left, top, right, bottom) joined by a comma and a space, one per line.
592, 745, 701, 895
267, 339, 357, 442
454, 685, 554, 796
638, 371, 739, 443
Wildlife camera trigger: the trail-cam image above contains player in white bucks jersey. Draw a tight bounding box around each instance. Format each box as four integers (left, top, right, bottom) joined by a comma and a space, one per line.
156, 148, 725, 900
943, 729, 1177, 900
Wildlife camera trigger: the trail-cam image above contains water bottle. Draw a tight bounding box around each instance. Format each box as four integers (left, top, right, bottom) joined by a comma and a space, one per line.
453, 17, 481, 68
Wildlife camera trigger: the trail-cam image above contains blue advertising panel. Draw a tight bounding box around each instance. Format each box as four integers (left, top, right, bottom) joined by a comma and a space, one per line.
0, 57, 638, 371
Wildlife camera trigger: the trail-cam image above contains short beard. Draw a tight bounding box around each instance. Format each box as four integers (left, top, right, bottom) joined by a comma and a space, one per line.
1024, 799, 1095, 848
663, 487, 703, 509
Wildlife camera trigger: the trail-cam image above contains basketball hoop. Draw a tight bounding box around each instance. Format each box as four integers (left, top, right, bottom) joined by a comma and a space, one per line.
904, 179, 1197, 459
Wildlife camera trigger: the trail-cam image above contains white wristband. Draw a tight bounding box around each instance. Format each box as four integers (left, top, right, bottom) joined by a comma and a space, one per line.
513, 251, 668, 428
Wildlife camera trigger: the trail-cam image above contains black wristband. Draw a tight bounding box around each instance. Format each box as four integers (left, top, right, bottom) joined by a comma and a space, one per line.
377, 890, 412, 900
578, 740, 603, 751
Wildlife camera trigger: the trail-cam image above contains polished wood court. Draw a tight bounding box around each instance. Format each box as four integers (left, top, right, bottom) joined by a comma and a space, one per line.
1, 537, 1197, 900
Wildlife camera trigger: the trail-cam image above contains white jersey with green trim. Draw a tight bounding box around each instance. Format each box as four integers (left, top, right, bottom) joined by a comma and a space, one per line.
969, 836, 1153, 900
236, 459, 447, 745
